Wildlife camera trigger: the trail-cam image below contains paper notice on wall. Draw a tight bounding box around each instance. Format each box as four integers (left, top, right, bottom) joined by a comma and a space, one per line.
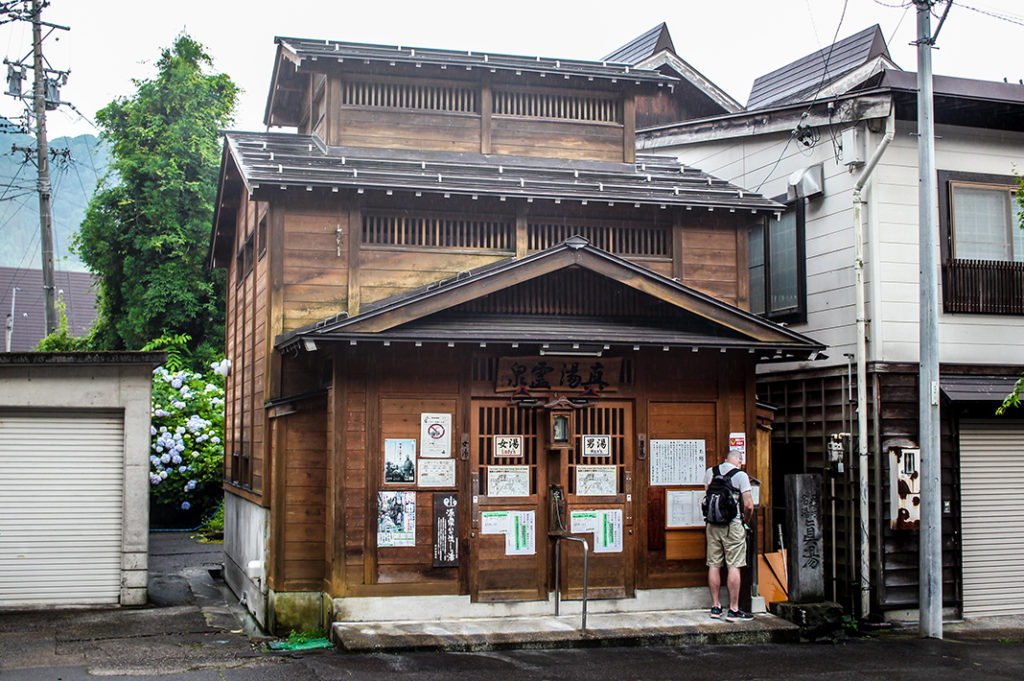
594, 509, 622, 553
418, 458, 455, 488
649, 439, 706, 486
665, 489, 704, 528
505, 511, 535, 556
729, 432, 747, 465
570, 510, 598, 534
377, 491, 416, 547
569, 509, 622, 553
480, 510, 510, 535
486, 465, 530, 497
420, 413, 452, 458
576, 465, 617, 496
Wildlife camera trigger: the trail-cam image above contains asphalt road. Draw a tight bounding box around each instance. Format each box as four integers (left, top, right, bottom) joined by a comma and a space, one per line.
2, 532, 1022, 680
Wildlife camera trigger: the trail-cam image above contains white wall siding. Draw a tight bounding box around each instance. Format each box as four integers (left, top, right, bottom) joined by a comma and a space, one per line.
224, 493, 270, 626
870, 123, 1024, 364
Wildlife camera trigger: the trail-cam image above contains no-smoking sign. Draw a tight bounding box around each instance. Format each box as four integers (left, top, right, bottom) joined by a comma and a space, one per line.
420, 413, 452, 458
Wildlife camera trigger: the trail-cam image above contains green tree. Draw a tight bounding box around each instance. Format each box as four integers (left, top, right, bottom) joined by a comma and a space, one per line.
74, 35, 237, 369
999, 173, 1024, 414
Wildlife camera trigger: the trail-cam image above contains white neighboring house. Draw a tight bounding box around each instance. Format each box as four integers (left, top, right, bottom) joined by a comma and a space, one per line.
630, 24, 1024, 622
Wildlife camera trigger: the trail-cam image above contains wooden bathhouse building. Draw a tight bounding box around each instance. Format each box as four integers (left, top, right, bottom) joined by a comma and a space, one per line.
209, 35, 822, 634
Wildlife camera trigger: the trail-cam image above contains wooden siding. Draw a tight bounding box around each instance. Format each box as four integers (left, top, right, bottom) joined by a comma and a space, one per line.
490, 116, 623, 162
281, 202, 351, 333
338, 108, 481, 154
269, 397, 327, 590
758, 363, 960, 615
678, 216, 745, 307
225, 191, 268, 497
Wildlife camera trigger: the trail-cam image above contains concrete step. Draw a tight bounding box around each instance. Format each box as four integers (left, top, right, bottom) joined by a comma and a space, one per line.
332, 610, 800, 652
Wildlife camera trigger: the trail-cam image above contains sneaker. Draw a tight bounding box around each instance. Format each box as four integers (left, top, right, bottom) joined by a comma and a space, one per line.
725, 609, 754, 622
709, 606, 723, 619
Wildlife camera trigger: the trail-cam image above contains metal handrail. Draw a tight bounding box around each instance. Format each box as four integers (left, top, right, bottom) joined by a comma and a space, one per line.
553, 534, 589, 633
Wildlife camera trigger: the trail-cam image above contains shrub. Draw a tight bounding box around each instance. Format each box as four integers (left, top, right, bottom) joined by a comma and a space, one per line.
149, 359, 228, 527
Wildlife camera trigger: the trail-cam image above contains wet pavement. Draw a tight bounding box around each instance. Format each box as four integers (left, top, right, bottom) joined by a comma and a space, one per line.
1, 532, 1022, 680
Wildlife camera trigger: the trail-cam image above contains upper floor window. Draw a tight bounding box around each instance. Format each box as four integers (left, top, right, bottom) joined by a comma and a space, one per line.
749, 198, 806, 323
947, 177, 1022, 261
939, 171, 1024, 314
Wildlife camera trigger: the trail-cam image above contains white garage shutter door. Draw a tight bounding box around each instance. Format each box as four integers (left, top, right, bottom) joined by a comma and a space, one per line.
0, 410, 124, 606
959, 419, 1024, 617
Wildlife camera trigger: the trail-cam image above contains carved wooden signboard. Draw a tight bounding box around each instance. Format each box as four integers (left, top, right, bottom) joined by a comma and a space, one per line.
432, 493, 459, 567
495, 356, 621, 393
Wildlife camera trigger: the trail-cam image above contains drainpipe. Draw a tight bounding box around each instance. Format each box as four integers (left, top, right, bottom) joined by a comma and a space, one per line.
853, 107, 895, 620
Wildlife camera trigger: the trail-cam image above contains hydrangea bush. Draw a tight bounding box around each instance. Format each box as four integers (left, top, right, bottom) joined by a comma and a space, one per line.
149, 359, 229, 527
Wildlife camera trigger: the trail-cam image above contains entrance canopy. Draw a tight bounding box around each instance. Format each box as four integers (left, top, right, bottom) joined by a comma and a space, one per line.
277, 237, 823, 363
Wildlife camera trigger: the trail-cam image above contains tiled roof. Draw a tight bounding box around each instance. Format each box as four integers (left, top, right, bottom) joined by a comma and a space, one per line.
0, 267, 98, 351
746, 25, 891, 109
603, 23, 675, 64
276, 37, 677, 86
222, 131, 781, 213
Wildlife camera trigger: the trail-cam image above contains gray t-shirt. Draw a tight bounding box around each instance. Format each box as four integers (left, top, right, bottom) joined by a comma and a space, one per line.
704, 462, 751, 522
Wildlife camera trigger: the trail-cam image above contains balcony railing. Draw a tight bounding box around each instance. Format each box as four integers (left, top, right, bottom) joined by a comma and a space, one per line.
943, 259, 1024, 314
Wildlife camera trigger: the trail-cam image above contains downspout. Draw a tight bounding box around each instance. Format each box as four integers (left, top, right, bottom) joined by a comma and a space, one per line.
853, 106, 895, 620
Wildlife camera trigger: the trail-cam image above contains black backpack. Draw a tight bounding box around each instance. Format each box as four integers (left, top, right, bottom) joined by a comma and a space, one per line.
702, 465, 741, 525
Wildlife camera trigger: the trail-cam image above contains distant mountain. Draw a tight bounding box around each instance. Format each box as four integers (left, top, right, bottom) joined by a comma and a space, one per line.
0, 118, 109, 272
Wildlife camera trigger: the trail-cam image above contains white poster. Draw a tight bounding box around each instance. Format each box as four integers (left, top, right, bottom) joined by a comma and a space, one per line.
576, 465, 618, 496
569, 509, 622, 553
418, 458, 455, 488
595, 509, 623, 553
487, 465, 531, 497
384, 438, 417, 484
505, 510, 536, 556
480, 510, 510, 535
666, 489, 704, 528
581, 434, 611, 457
493, 435, 524, 458
377, 491, 416, 547
570, 510, 598, 534
649, 439, 706, 486
478, 510, 536, 556
420, 413, 452, 458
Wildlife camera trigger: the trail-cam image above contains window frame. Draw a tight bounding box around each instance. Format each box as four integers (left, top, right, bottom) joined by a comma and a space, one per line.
938, 170, 1021, 263
749, 196, 807, 324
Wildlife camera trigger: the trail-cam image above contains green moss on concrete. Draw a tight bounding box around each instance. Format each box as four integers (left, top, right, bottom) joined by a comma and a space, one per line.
268, 591, 322, 637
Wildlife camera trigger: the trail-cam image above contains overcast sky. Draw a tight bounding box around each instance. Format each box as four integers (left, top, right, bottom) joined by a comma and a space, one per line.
1, 0, 1022, 139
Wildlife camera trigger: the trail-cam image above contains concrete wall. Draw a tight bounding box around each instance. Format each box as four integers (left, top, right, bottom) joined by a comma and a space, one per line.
224, 492, 269, 626
0, 353, 163, 606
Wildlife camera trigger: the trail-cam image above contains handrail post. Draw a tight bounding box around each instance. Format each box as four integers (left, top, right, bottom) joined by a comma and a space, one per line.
553, 535, 589, 633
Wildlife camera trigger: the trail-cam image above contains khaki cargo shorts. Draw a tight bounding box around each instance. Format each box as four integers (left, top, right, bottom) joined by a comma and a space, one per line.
706, 521, 747, 569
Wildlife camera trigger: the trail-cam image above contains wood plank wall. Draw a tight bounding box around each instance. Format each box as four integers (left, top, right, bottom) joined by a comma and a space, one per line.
224, 190, 268, 499
758, 363, 961, 614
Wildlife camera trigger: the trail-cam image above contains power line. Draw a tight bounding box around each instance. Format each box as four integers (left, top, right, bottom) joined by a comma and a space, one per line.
955, 1, 1024, 27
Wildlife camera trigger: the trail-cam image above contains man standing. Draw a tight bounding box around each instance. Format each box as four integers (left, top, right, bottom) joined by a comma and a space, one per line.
705, 451, 754, 621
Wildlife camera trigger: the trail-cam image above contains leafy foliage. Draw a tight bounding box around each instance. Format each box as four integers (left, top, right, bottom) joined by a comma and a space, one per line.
35, 297, 94, 351
149, 360, 228, 528
74, 35, 237, 369
141, 332, 193, 372
1000, 174, 1024, 415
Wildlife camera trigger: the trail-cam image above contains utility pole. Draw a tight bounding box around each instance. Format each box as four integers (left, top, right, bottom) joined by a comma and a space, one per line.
2, 0, 69, 337
914, 0, 945, 640
31, 0, 55, 336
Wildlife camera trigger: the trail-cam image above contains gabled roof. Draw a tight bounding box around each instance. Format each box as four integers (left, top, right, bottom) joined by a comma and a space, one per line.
747, 25, 895, 110
604, 23, 675, 64
276, 236, 824, 362
266, 37, 678, 126
604, 24, 741, 115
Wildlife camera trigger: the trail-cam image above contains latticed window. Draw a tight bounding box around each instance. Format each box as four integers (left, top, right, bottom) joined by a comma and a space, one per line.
493, 90, 622, 123
342, 79, 477, 113
527, 220, 669, 257
362, 212, 515, 251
